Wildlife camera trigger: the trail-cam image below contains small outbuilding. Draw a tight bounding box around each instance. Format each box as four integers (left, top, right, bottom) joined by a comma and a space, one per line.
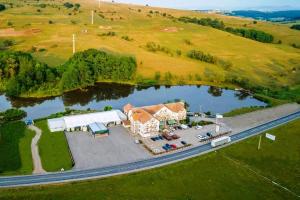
88, 122, 109, 137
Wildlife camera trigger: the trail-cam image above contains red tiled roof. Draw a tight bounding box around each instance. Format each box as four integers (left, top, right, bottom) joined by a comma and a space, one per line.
123, 103, 133, 113
165, 102, 185, 112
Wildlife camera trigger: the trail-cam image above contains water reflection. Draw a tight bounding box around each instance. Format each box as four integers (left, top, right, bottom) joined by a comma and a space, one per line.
0, 83, 266, 119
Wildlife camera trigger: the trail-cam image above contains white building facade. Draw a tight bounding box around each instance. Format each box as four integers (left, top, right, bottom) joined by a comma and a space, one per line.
124, 102, 187, 137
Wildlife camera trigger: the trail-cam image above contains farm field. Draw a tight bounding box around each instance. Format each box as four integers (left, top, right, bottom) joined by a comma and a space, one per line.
0, 0, 299, 91
0, 121, 35, 175
0, 119, 299, 200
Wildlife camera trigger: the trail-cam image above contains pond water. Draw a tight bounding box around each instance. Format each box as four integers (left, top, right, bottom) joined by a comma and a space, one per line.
0, 83, 267, 119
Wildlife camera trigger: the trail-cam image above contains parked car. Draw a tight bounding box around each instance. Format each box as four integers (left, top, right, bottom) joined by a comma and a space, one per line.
162, 133, 173, 141
180, 124, 188, 129
172, 134, 180, 139
162, 146, 169, 151
197, 135, 208, 141
158, 135, 163, 140
181, 141, 187, 145
195, 125, 203, 130
206, 132, 212, 137
170, 144, 177, 149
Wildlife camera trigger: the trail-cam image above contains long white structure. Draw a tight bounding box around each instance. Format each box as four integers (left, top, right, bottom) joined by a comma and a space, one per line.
47, 110, 126, 132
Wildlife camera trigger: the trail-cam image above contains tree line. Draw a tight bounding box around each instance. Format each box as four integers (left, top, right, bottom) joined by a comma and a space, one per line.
0, 49, 137, 97
290, 24, 300, 31
178, 17, 274, 43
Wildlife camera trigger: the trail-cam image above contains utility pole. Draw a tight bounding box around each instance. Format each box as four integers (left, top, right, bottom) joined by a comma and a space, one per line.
258, 135, 262, 150
91, 10, 94, 25
72, 34, 76, 54
98, 0, 101, 9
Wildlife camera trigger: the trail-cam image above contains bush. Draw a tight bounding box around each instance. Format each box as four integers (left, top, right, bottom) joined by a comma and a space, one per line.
121, 35, 133, 41
104, 106, 113, 111
0, 39, 14, 49
99, 32, 116, 37
154, 71, 161, 81
0, 4, 5, 12
187, 50, 217, 64
290, 24, 300, 31
1, 109, 27, 122
63, 2, 74, 9
145, 42, 172, 55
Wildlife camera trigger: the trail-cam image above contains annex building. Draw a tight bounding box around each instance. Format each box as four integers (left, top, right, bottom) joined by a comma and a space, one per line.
47, 110, 126, 137
123, 102, 187, 137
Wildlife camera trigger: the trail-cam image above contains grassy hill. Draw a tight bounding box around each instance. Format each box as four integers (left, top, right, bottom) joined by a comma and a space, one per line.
0, 0, 300, 97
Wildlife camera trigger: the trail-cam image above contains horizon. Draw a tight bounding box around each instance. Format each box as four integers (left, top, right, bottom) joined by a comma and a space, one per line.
111, 0, 300, 11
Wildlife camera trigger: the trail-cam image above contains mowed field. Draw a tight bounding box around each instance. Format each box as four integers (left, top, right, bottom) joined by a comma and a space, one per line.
0, 0, 300, 88
36, 120, 73, 172
0, 119, 299, 200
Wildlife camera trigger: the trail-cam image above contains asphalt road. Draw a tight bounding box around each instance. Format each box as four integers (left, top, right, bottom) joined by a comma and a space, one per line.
0, 110, 299, 188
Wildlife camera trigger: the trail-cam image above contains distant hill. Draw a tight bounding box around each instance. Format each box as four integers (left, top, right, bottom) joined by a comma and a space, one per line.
227, 10, 300, 22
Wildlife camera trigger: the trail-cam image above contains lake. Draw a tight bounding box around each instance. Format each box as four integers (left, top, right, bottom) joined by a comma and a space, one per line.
0, 83, 267, 119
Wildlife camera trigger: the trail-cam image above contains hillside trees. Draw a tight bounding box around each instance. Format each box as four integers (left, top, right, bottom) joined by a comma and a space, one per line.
178, 17, 274, 43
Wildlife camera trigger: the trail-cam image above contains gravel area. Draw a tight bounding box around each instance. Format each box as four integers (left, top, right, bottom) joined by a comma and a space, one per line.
65, 126, 151, 170
222, 103, 300, 134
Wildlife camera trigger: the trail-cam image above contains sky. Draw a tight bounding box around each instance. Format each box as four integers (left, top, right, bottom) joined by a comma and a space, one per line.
112, 0, 300, 11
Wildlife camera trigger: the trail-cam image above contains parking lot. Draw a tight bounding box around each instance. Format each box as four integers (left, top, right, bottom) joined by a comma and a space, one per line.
141, 124, 232, 154
65, 126, 151, 170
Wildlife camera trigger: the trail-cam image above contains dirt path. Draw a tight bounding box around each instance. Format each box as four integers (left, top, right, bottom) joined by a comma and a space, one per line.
28, 125, 46, 174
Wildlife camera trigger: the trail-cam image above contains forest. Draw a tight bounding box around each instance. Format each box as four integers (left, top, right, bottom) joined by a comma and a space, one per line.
0, 49, 137, 97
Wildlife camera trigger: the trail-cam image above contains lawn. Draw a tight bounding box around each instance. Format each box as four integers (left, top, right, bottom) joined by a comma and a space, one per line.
35, 120, 73, 172
0, 121, 35, 175
0, 119, 299, 200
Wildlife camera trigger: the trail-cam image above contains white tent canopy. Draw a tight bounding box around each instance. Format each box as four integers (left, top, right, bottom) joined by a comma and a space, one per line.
47, 110, 126, 132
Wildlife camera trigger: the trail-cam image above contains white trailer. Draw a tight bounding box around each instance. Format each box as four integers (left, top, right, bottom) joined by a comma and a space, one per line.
211, 136, 231, 147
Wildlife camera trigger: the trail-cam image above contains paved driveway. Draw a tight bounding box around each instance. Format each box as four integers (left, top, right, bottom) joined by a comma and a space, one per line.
65, 126, 151, 170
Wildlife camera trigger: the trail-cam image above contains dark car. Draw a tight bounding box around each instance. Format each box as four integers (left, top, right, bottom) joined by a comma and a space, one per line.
206, 132, 212, 137
158, 136, 163, 140
151, 137, 156, 141
181, 141, 187, 145
162, 146, 169, 151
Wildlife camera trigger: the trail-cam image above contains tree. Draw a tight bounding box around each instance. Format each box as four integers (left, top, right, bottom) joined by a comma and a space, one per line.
0, 4, 5, 12
154, 71, 161, 81
104, 106, 113, 111
1, 109, 27, 122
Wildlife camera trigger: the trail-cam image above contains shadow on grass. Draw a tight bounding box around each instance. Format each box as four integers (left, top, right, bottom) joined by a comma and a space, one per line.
0, 121, 29, 174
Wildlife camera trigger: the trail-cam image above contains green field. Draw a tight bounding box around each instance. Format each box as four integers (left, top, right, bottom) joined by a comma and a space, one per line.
36, 120, 73, 172
223, 106, 266, 117
0, 0, 300, 95
0, 119, 299, 200
0, 121, 35, 175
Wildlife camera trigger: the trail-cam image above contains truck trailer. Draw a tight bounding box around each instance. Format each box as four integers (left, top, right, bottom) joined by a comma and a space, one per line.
211, 136, 231, 147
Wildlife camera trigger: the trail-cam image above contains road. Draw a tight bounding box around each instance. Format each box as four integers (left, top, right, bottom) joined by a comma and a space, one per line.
0, 110, 299, 188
